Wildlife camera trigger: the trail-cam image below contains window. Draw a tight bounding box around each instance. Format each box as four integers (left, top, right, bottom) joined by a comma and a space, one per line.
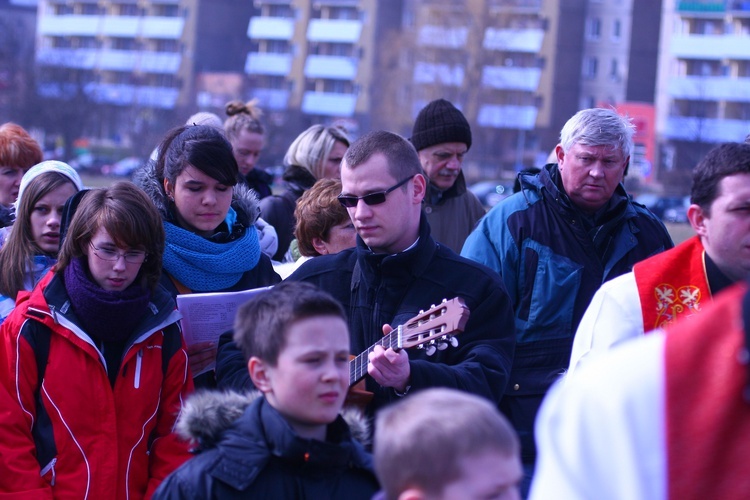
612, 19, 621, 40
610, 58, 619, 81
583, 56, 598, 79
587, 17, 601, 40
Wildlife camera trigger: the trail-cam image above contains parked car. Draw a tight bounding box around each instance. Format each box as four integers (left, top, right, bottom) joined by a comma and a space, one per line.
636, 194, 690, 223
101, 157, 143, 177
469, 180, 514, 209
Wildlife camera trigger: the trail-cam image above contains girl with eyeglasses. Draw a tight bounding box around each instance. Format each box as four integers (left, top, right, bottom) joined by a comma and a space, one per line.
0, 161, 82, 324
0, 181, 193, 497
133, 124, 280, 387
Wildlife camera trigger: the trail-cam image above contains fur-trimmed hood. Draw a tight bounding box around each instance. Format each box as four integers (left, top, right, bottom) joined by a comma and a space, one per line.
132, 159, 260, 228
177, 390, 371, 450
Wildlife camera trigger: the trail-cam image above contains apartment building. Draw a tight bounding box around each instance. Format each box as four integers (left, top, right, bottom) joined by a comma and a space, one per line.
656, 0, 750, 180
243, 0, 399, 160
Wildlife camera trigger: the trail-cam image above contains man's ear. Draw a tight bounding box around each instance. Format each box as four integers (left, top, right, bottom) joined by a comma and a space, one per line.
311, 236, 329, 255
555, 144, 565, 168
249, 357, 272, 393
687, 203, 707, 237
412, 173, 427, 204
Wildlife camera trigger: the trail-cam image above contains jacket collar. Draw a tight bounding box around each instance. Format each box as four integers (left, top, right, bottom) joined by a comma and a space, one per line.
425, 170, 468, 204
356, 215, 437, 285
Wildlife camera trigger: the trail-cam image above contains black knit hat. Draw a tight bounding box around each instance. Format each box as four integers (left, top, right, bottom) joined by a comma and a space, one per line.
410, 99, 472, 151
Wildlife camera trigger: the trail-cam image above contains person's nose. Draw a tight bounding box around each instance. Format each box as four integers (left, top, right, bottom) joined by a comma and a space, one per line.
112, 254, 127, 271
589, 162, 605, 178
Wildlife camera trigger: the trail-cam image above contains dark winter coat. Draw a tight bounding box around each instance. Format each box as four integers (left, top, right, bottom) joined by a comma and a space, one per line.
423, 170, 486, 254
152, 391, 379, 499
216, 217, 515, 414
259, 164, 317, 261
461, 163, 674, 464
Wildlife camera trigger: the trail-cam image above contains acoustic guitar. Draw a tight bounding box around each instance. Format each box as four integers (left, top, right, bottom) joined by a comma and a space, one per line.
345, 297, 470, 408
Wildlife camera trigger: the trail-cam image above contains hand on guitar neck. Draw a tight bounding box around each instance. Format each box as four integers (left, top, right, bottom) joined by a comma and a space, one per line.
345, 297, 470, 409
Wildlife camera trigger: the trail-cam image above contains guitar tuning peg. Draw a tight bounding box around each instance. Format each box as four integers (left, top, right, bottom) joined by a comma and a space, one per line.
437, 341, 448, 351
449, 336, 459, 347
430, 304, 436, 309
442, 298, 447, 303
425, 344, 437, 356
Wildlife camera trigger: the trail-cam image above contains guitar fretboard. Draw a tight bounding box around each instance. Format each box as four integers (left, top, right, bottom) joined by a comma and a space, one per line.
349, 326, 401, 386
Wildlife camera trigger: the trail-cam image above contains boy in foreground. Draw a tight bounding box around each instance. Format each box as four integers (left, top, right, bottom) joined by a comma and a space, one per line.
153, 281, 379, 499
373, 388, 523, 500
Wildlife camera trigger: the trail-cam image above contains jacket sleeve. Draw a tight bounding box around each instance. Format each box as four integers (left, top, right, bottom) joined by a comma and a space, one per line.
406, 278, 516, 406
145, 333, 194, 497
214, 329, 254, 392
0, 321, 54, 497
461, 209, 521, 309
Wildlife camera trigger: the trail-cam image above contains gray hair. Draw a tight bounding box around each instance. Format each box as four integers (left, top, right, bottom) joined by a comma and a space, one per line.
559, 108, 635, 158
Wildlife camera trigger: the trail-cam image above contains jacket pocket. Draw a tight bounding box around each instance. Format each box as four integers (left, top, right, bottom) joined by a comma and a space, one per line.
518, 240, 583, 343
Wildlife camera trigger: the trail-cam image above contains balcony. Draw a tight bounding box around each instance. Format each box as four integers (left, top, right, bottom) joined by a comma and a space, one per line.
677, 1, 725, 12
477, 104, 538, 130
671, 34, 750, 59
139, 52, 181, 73
248, 88, 291, 110
483, 28, 545, 53
141, 17, 184, 39
37, 48, 181, 74
668, 75, 750, 102
39, 15, 100, 36
37, 48, 98, 69
302, 91, 357, 117
663, 116, 750, 141
304, 55, 357, 80
248, 17, 295, 40
245, 52, 293, 76
38, 15, 184, 39
413, 62, 464, 86
418, 26, 468, 49
482, 66, 542, 91
307, 19, 362, 43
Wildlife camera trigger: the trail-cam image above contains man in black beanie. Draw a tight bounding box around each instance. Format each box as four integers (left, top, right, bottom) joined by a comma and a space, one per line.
410, 98, 486, 253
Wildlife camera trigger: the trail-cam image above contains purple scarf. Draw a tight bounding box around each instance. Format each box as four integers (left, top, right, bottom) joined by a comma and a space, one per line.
63, 257, 151, 343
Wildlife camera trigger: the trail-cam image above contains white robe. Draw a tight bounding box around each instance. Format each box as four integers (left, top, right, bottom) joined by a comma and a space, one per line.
568, 271, 644, 374
530, 331, 666, 500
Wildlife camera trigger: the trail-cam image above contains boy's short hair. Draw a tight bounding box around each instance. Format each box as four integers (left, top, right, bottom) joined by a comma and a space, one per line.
233, 281, 347, 365
373, 388, 520, 500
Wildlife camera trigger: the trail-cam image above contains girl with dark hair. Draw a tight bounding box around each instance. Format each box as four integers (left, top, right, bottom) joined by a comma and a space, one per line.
133, 124, 280, 385
0, 181, 193, 497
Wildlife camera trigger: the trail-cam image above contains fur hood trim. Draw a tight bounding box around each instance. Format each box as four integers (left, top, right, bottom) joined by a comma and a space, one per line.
177, 390, 371, 449
132, 160, 260, 227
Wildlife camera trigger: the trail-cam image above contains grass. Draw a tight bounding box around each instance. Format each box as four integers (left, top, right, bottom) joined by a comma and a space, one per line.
665, 222, 693, 246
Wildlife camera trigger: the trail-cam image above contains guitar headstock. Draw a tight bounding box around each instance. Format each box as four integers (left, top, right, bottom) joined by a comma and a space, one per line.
399, 297, 470, 351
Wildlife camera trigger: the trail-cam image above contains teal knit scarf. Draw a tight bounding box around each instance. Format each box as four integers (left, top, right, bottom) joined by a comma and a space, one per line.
162, 217, 261, 291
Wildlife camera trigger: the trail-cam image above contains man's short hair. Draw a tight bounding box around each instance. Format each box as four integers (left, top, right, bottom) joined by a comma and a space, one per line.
559, 108, 635, 159
691, 142, 750, 214
233, 281, 347, 365
294, 178, 350, 257
373, 388, 519, 500
343, 130, 422, 182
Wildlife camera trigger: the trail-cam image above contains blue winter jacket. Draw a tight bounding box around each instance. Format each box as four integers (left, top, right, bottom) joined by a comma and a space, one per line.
461, 164, 673, 463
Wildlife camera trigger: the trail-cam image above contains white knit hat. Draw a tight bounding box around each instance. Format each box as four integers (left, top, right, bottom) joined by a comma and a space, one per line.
15, 160, 84, 211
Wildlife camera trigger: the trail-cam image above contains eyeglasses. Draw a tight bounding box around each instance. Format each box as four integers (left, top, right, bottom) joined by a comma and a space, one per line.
337, 176, 413, 208
90, 243, 147, 264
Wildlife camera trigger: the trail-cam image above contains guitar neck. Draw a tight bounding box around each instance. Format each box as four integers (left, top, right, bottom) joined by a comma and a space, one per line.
349, 327, 400, 387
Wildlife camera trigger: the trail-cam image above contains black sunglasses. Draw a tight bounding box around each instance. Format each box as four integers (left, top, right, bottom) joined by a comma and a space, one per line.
337, 176, 413, 208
